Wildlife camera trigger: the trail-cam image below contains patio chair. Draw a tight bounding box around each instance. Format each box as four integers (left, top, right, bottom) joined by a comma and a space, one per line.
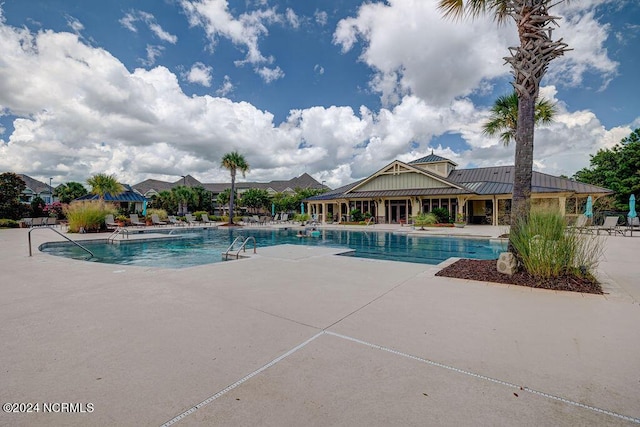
30, 217, 44, 227
168, 215, 185, 226
151, 214, 167, 226
129, 214, 146, 227
595, 216, 624, 236
184, 214, 199, 226
200, 213, 214, 225
568, 214, 591, 233
105, 214, 119, 230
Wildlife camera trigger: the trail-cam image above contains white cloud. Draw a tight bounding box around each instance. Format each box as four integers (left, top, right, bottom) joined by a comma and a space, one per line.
334, 0, 619, 106
119, 10, 177, 44
184, 62, 213, 87
216, 75, 234, 96
313, 64, 324, 75
255, 66, 284, 83
314, 10, 328, 26
0, 4, 633, 190
285, 8, 299, 29
65, 15, 84, 34
180, 0, 284, 81
143, 45, 164, 66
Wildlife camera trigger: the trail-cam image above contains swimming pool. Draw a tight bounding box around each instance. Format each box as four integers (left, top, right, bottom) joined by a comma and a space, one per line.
40, 228, 507, 268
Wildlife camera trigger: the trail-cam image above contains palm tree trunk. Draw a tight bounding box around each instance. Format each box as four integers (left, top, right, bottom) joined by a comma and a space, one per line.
229, 170, 236, 225
509, 93, 536, 252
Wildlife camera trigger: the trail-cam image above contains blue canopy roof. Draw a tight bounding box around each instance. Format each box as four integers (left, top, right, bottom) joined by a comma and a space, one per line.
75, 184, 146, 202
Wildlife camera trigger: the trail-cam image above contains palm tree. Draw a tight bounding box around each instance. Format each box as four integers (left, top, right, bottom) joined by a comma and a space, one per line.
221, 151, 249, 225
483, 92, 556, 146
86, 173, 123, 201
439, 0, 570, 248
171, 186, 195, 216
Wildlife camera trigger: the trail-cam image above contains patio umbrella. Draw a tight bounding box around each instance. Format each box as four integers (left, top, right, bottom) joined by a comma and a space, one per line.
584, 196, 593, 218
301, 202, 304, 214
271, 203, 275, 216
629, 194, 637, 218
142, 200, 148, 216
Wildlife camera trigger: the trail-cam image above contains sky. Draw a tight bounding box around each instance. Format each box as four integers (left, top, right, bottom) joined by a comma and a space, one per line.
0, 0, 638, 189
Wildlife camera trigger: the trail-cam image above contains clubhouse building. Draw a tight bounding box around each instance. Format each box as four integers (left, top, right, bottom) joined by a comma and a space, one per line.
305, 153, 613, 225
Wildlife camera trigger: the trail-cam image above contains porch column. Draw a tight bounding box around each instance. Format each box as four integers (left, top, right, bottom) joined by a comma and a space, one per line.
559, 196, 566, 217
322, 202, 327, 223
411, 197, 420, 218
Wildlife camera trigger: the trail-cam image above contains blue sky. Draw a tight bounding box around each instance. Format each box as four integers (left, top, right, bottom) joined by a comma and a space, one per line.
0, 0, 638, 188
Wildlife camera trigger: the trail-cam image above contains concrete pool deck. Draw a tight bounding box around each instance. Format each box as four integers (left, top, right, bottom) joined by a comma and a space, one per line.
1, 225, 639, 426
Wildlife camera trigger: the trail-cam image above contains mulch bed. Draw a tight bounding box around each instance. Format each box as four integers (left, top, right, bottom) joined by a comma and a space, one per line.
435, 259, 603, 294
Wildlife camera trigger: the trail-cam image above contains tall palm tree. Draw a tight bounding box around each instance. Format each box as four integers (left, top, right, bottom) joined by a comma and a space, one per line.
86, 173, 123, 201
439, 0, 570, 246
221, 151, 249, 225
483, 92, 556, 146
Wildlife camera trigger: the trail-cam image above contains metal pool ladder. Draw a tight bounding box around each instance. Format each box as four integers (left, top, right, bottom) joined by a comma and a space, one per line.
222, 235, 257, 260
28, 226, 94, 258
107, 227, 130, 242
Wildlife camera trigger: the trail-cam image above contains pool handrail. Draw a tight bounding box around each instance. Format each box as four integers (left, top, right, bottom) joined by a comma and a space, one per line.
222, 235, 257, 260
107, 227, 130, 242
28, 226, 94, 258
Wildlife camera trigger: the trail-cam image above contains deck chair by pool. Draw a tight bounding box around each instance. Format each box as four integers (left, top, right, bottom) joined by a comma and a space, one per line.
596, 216, 624, 236
105, 214, 119, 230
129, 214, 146, 226
568, 214, 591, 233
151, 214, 167, 226
168, 215, 185, 226
200, 213, 215, 225
184, 214, 199, 225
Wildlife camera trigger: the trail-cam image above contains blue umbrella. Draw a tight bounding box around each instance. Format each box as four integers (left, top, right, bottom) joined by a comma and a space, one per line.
629, 194, 637, 218
142, 199, 148, 216
300, 202, 304, 214
584, 196, 593, 218
271, 203, 275, 216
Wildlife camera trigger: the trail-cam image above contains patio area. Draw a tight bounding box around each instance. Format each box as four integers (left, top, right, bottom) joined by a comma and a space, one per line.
1, 225, 639, 426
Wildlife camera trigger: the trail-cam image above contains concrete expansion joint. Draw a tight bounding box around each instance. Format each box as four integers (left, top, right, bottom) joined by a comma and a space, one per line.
159, 330, 640, 426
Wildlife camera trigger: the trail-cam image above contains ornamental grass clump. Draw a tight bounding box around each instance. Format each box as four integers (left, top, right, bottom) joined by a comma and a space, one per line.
64, 201, 116, 233
510, 212, 603, 279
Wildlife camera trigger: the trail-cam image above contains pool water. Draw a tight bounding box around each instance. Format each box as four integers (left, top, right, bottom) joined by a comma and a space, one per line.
41, 228, 506, 268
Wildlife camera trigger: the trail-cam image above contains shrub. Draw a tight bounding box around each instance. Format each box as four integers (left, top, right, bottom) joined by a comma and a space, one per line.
294, 213, 309, 222
193, 211, 209, 221
64, 201, 117, 233
510, 212, 604, 279
350, 209, 364, 222
0, 219, 20, 228
414, 212, 438, 228
430, 208, 450, 224
44, 202, 66, 219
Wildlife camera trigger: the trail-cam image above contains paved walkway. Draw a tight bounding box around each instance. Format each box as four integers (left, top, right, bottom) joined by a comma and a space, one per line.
1, 225, 638, 426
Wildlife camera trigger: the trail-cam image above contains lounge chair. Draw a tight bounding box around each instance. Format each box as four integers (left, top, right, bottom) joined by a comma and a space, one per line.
168, 215, 185, 226
151, 214, 167, 226
596, 216, 624, 236
129, 214, 146, 226
105, 214, 119, 230
184, 214, 199, 225
568, 214, 591, 233
201, 213, 215, 225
